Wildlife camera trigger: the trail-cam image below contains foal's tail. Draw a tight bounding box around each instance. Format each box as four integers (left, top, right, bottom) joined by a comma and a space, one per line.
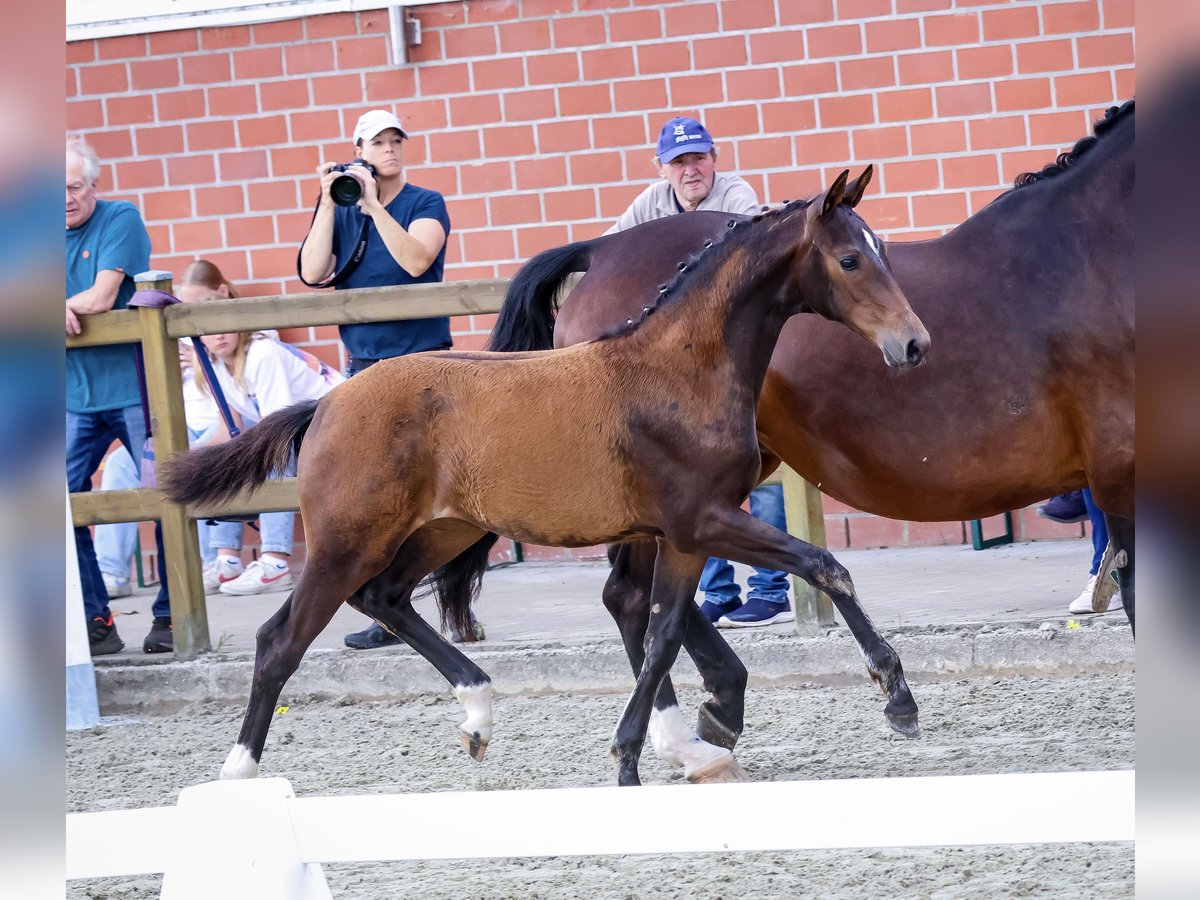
428, 533, 500, 641
159, 400, 319, 508
486, 239, 594, 352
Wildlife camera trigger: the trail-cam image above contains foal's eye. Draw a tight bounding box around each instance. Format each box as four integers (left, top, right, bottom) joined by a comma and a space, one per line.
839, 256, 859, 271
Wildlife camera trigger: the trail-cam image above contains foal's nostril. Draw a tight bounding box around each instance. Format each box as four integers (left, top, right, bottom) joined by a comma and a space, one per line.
905, 338, 924, 365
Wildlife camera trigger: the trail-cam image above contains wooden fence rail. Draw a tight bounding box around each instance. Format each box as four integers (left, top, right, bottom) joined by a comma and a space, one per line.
67, 274, 831, 659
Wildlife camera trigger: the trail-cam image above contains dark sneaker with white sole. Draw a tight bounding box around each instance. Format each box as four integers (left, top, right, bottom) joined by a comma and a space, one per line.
717, 598, 795, 628
698, 598, 742, 624
344, 622, 401, 649
89, 614, 124, 656
143, 617, 173, 654
1036, 490, 1088, 524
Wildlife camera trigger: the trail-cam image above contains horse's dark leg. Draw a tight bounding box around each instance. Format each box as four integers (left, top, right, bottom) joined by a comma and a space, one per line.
691, 507, 920, 738
611, 541, 705, 786
347, 521, 496, 761
603, 542, 746, 781
1105, 514, 1135, 634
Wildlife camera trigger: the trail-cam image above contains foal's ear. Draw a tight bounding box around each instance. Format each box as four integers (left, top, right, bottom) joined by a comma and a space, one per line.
842, 164, 874, 209
821, 169, 850, 218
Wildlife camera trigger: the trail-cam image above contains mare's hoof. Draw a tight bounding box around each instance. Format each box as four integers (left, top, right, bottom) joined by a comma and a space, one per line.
460, 728, 488, 762
687, 754, 748, 784
886, 711, 921, 739
696, 707, 740, 751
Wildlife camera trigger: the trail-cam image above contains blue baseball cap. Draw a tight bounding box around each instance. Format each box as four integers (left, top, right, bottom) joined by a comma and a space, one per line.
656, 116, 714, 163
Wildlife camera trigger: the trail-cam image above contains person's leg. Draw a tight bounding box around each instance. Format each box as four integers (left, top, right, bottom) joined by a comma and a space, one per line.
67, 410, 121, 647
188, 425, 220, 565
1068, 488, 1120, 615
721, 484, 795, 627
93, 445, 140, 589
1083, 488, 1107, 576
697, 555, 742, 622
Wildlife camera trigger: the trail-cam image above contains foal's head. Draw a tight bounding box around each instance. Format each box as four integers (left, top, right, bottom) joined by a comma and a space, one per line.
788, 167, 930, 370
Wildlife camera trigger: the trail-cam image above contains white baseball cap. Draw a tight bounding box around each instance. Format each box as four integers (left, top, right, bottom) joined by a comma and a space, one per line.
353, 109, 409, 143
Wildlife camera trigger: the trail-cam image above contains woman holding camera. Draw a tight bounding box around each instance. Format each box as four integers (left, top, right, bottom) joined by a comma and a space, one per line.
299, 108, 470, 648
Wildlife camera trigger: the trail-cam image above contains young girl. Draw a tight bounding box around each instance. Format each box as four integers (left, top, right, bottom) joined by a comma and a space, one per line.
177, 260, 344, 595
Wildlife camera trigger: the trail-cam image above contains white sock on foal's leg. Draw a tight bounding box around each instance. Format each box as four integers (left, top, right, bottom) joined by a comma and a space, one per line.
649, 705, 734, 780
454, 681, 493, 761
220, 743, 260, 780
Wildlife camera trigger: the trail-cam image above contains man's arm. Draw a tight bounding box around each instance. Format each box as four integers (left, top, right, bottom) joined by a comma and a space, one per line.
66, 268, 126, 316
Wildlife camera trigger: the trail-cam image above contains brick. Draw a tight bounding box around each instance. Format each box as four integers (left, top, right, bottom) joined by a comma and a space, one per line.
636, 42, 691, 77
517, 225, 571, 260
912, 191, 967, 227
967, 187, 1003, 213
1016, 40, 1075, 75
925, 13, 980, 46
995, 78, 1052, 112
334, 36, 389, 69
247, 181, 300, 212
906, 521, 965, 547
853, 126, 908, 160
1055, 72, 1115, 107
544, 189, 597, 222
693, 36, 747, 71
881, 159, 939, 193
738, 136, 792, 170
271, 146, 321, 177
483, 124, 536, 158
66, 68, 76, 100
260, 79, 311, 112
274, 211, 315, 244
442, 24, 498, 58
719, 0, 776, 30
306, 12, 358, 38
897, 0, 952, 10
308, 73, 360, 106
97, 33, 147, 60
1114, 67, 1135, 99
471, 57, 526, 92
231, 116, 285, 151
898, 50, 954, 85
427, 130, 482, 163
364, 68, 417, 102
794, 130, 851, 164
662, 73, 718, 110
1030, 110, 1090, 145
937, 83, 992, 118
727, 67, 782, 101
253, 19, 304, 44
459, 161, 513, 194
942, 153, 999, 188
218, 150, 269, 180
446, 197, 487, 230
489, 193, 543, 226
182, 120, 233, 153
181, 53, 231, 85
107, 95, 155, 126
134, 124, 184, 156
194, 185, 245, 216
498, 20, 551, 53
610, 9, 665, 43
846, 515, 904, 549
761, 99, 817, 135
394, 98, 449, 132
537, 119, 590, 154
553, 14, 606, 47
1018, 508, 1085, 541
1102, 0, 1133, 28
502, 88, 556, 121
705, 104, 762, 138
466, 0, 523, 24
529, 51, 581, 86
910, 121, 966, 155
419, 62, 471, 95
171, 219, 220, 254
878, 88, 933, 123
142, 189, 193, 221
87, 129, 133, 161
559, 84, 612, 117
782, 62, 838, 96
114, 160, 164, 190
514, 157, 568, 190
1043, 1, 1100, 34
521, 0, 574, 16
149, 30, 198, 55
250, 246, 301, 279
67, 41, 95, 64
208, 85, 259, 116
230, 47, 281, 81
129, 58, 180, 91
819, 94, 874, 128
79, 63, 128, 95
446, 93, 498, 127
838, 0, 890, 17
568, 151, 623, 186
749, 31, 806, 65
764, 169, 819, 205
146, 224, 171, 254
225, 215, 275, 247
865, 18, 919, 53
840, 56, 897, 91
809, 24, 863, 58
1077, 33, 1134, 68
462, 229, 516, 263
982, 7, 1039, 41
1001, 149, 1055, 183
969, 115, 1026, 150
282, 41, 332, 76
67, 99, 104, 131
289, 109, 342, 143
957, 45, 1013, 81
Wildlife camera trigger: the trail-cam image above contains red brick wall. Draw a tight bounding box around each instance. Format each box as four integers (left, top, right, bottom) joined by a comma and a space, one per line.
69, 0, 1132, 559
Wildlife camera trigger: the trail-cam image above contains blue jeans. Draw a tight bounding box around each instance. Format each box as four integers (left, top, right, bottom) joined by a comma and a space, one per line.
206, 453, 297, 557
699, 483, 790, 605
67, 406, 169, 622
1082, 488, 1108, 576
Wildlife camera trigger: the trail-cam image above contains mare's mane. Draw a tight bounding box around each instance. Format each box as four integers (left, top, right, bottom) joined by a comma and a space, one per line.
1010, 99, 1134, 190
595, 197, 813, 342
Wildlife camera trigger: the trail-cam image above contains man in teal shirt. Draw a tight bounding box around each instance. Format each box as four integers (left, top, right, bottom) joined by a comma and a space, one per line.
66, 136, 171, 655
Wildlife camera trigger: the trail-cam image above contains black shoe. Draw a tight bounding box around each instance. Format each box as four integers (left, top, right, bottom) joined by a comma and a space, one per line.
143, 617, 173, 654
344, 622, 400, 649
89, 615, 124, 656
1037, 490, 1088, 524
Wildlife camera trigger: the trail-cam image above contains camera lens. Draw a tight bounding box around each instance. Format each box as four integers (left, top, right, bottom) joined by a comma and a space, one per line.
330, 173, 363, 206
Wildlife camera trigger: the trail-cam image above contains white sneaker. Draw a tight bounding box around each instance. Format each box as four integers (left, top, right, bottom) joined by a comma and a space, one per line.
204, 556, 245, 593
102, 572, 132, 598
1067, 573, 1123, 615
219, 558, 292, 596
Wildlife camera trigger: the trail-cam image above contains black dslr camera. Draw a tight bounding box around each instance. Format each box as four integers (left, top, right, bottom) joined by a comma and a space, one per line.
328, 159, 377, 206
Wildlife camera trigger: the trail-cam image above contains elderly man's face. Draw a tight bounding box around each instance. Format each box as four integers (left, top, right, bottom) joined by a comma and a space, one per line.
658, 151, 717, 212
66, 153, 97, 229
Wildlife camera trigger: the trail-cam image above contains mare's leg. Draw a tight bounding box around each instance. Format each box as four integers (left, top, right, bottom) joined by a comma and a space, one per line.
690, 507, 919, 737
604, 541, 747, 782
611, 541, 705, 786
347, 520, 496, 761
1105, 514, 1135, 634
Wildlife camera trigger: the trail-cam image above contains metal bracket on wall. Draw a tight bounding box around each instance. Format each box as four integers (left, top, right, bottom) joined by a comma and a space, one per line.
389, 5, 423, 65
969, 512, 1014, 550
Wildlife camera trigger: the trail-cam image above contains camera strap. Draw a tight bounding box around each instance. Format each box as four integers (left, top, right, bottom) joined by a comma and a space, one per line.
296, 195, 370, 289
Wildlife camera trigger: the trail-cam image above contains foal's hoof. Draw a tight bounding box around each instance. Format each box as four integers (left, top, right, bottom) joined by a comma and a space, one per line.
886, 710, 921, 739
687, 754, 748, 784
460, 727, 489, 762
696, 707, 740, 751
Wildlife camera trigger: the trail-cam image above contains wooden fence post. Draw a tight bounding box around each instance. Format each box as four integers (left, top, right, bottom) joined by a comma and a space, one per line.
779, 466, 837, 635
131, 272, 210, 658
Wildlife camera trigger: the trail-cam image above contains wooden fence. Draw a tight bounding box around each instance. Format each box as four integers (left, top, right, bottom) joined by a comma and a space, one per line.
67, 275, 831, 658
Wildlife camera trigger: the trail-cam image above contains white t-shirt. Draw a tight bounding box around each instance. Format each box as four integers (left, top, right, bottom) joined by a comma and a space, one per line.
605, 172, 761, 234
210, 336, 345, 427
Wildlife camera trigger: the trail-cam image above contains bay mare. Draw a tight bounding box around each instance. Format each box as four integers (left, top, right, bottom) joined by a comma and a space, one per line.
483, 103, 1135, 775
162, 169, 929, 786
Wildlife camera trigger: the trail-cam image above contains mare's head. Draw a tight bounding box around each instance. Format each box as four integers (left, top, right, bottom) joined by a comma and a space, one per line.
788, 167, 930, 370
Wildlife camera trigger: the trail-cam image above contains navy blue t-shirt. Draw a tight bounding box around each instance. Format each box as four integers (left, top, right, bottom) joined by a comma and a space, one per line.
333, 183, 452, 360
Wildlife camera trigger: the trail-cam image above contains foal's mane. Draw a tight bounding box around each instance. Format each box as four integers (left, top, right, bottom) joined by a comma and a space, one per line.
596, 197, 813, 342
1011, 99, 1134, 189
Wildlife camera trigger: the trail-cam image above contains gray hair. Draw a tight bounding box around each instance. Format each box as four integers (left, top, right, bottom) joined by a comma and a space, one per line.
66, 135, 101, 186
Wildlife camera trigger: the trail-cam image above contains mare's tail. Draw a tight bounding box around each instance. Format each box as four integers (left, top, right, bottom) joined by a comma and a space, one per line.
430, 533, 500, 641
159, 400, 319, 508
486, 239, 594, 352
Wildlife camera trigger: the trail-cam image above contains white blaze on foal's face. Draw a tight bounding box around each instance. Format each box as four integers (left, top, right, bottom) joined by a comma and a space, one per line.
862, 227, 882, 261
